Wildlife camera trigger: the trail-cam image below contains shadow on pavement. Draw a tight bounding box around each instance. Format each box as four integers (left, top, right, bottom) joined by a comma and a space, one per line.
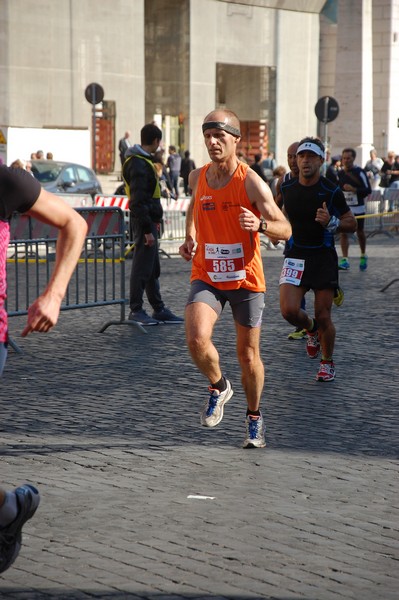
0, 590, 316, 600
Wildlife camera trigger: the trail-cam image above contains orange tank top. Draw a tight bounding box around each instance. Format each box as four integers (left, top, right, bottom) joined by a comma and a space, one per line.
191, 162, 266, 292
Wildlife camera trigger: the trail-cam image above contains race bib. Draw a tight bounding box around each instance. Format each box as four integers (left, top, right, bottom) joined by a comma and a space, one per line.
279, 258, 305, 286
205, 242, 246, 283
343, 191, 359, 206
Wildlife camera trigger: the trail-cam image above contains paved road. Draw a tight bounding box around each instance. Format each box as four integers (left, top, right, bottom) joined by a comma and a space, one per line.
1, 237, 398, 600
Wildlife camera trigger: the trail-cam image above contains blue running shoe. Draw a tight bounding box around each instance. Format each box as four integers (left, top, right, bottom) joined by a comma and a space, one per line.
339, 258, 350, 270
200, 379, 233, 427
359, 255, 368, 271
0, 485, 40, 573
243, 413, 266, 449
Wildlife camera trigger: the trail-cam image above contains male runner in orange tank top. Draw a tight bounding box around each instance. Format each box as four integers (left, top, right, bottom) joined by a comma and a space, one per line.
179, 109, 291, 448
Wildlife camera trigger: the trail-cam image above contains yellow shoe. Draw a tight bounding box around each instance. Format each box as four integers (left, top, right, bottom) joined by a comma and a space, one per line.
333, 286, 344, 307
287, 328, 307, 340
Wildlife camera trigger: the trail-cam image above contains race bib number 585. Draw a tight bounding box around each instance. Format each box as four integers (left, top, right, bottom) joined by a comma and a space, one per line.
279, 258, 305, 286
205, 242, 246, 283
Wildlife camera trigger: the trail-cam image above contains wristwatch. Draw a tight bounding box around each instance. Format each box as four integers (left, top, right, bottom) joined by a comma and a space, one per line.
258, 219, 268, 234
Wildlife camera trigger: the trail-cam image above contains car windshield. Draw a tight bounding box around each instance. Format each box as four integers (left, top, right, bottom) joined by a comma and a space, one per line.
31, 161, 64, 183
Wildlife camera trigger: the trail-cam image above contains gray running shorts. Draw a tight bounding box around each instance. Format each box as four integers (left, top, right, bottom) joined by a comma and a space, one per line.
187, 279, 265, 328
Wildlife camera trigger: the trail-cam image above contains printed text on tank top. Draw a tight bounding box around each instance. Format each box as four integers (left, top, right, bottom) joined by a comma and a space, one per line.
203, 165, 247, 282
191, 162, 265, 291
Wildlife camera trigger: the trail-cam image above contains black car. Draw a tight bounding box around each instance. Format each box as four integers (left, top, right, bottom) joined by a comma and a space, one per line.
31, 160, 102, 198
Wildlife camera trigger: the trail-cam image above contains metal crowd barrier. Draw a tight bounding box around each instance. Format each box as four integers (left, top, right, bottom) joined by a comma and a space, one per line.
6, 206, 146, 352
363, 189, 399, 238
360, 189, 399, 293
94, 195, 189, 257
93, 192, 399, 253
159, 198, 189, 256
55, 193, 94, 208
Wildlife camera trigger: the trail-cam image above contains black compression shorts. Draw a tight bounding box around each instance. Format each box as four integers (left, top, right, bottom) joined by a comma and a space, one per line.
284, 248, 339, 290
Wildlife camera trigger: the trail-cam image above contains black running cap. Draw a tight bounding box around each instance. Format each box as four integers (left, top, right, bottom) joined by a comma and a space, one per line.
202, 121, 241, 137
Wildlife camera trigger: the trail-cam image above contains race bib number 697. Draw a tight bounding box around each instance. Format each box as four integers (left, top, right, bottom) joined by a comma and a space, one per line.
279, 258, 305, 286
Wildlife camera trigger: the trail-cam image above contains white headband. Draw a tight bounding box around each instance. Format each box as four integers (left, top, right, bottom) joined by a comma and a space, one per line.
297, 142, 325, 159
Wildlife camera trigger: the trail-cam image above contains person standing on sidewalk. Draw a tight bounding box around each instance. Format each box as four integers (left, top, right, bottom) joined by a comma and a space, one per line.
167, 145, 182, 199
279, 137, 357, 382
380, 150, 399, 212
118, 130, 131, 169
250, 153, 269, 184
180, 150, 196, 196
122, 123, 183, 325
337, 148, 371, 271
0, 164, 88, 573
179, 109, 291, 448
364, 148, 383, 190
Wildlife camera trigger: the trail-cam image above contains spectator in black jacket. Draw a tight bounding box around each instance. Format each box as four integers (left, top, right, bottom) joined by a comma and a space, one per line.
180, 150, 196, 196
250, 154, 269, 184
122, 123, 183, 325
326, 155, 341, 185
166, 146, 182, 199
118, 131, 131, 169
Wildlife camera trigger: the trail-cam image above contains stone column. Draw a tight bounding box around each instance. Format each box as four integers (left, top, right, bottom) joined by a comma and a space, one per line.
329, 0, 373, 166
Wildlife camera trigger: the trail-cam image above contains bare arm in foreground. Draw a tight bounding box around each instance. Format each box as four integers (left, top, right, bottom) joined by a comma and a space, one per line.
21, 189, 88, 336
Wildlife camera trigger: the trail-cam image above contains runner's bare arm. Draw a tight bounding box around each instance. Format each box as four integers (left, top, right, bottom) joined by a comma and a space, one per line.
21, 189, 88, 336
338, 210, 357, 233
241, 169, 292, 241
179, 168, 200, 261
315, 203, 357, 233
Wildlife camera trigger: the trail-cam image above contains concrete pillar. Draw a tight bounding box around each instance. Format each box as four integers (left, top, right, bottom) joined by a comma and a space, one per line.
330, 0, 373, 166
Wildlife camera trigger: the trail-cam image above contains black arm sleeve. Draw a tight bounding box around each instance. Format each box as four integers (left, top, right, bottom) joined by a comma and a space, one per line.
0, 166, 41, 220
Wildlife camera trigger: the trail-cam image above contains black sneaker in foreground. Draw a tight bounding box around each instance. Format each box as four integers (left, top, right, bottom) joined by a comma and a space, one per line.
128, 310, 159, 325
0, 484, 40, 574
200, 379, 233, 427
152, 307, 184, 324
243, 413, 266, 449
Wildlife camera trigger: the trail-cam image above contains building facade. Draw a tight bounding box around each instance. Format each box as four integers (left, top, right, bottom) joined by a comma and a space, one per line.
0, 0, 397, 169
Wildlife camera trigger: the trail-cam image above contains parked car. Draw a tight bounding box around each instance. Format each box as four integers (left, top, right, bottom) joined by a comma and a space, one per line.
31, 160, 102, 199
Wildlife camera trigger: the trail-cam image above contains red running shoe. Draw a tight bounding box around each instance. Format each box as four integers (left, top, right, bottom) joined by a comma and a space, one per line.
306, 330, 320, 358
316, 360, 336, 382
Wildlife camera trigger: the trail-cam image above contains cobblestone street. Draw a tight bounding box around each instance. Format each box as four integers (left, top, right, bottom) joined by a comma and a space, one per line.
1, 237, 398, 600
